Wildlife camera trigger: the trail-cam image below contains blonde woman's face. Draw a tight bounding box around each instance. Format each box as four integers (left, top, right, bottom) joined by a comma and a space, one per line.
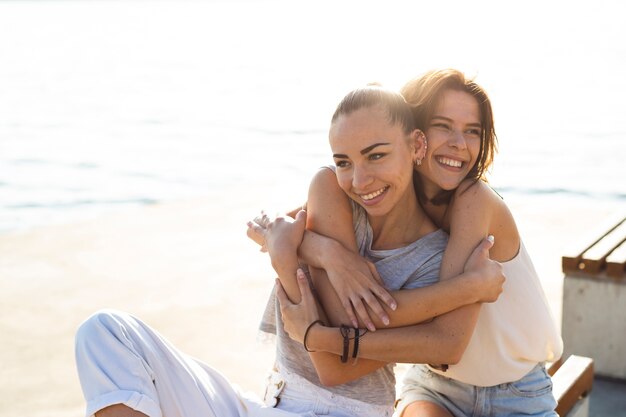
330, 106, 418, 219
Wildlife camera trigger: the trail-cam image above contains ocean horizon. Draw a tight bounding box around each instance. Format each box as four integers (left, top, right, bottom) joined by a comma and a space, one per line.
1, 0, 625, 234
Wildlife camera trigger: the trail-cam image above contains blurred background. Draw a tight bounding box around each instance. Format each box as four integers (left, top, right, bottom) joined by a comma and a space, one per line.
1, 1, 625, 416
1, 0, 624, 234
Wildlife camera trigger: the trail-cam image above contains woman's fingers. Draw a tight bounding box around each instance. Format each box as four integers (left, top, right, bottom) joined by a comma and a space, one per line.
351, 297, 376, 332
295, 268, 313, 303
472, 235, 494, 260
246, 221, 267, 250
465, 235, 495, 272
364, 262, 396, 310
372, 285, 397, 312
361, 292, 390, 328
340, 298, 359, 329
366, 261, 385, 285
247, 220, 266, 237
253, 213, 267, 227
294, 209, 307, 225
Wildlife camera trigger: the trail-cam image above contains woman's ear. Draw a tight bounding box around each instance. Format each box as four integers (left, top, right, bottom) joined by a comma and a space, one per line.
412, 129, 427, 163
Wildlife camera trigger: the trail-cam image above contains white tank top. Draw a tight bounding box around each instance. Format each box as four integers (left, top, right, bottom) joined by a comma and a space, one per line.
429, 241, 563, 386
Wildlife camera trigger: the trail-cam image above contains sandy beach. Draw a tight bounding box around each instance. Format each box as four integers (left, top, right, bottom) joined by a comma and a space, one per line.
2, 0, 625, 415
0, 188, 623, 417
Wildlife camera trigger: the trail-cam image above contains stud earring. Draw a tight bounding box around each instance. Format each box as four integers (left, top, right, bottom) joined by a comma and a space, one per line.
415, 158, 422, 167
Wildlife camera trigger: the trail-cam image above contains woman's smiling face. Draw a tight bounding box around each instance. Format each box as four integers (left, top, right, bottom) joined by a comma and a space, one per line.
418, 89, 482, 195
330, 105, 419, 218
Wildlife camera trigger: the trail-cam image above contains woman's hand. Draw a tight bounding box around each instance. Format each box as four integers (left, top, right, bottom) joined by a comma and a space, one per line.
275, 269, 321, 344
246, 211, 269, 252
322, 247, 396, 331
264, 211, 307, 261
463, 236, 506, 303
247, 210, 307, 258
246, 206, 306, 251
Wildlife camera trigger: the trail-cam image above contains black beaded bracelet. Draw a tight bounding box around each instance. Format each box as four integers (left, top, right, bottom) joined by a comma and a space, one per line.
303, 320, 324, 352
340, 325, 351, 363
352, 327, 360, 361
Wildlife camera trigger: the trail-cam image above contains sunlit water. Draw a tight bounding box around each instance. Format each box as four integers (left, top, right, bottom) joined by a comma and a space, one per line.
1, 0, 625, 234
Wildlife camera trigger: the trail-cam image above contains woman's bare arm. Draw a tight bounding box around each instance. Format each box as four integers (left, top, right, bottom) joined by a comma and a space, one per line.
293, 172, 503, 327
262, 173, 505, 384
303, 168, 397, 385
251, 215, 500, 330
304, 181, 508, 364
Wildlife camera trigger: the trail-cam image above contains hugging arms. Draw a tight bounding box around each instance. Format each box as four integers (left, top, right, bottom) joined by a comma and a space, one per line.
249, 71, 562, 417
249, 165, 505, 384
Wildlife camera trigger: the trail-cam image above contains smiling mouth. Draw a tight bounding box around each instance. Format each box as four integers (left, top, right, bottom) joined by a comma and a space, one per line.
436, 156, 464, 168
359, 186, 389, 201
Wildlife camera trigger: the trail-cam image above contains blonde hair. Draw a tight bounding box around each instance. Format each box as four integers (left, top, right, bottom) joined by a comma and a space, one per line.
331, 85, 415, 134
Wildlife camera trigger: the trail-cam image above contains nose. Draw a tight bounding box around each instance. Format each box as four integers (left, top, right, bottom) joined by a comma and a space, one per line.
448, 129, 468, 150
352, 164, 373, 190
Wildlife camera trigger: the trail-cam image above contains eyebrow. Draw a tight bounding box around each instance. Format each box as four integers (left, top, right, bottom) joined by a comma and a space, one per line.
333, 142, 390, 159
431, 116, 482, 128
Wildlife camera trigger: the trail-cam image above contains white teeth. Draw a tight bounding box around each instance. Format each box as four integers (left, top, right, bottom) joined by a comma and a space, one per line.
437, 157, 463, 168
360, 187, 387, 201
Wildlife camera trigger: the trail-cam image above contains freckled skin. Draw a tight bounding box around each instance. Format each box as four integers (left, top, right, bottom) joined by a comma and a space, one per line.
417, 90, 482, 198
330, 106, 419, 228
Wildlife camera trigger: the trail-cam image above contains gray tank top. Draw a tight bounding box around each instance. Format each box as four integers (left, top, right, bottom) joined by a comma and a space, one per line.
260, 201, 448, 406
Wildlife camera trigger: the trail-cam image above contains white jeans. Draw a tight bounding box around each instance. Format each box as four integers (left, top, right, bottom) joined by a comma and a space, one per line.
75, 309, 390, 417
270, 365, 392, 417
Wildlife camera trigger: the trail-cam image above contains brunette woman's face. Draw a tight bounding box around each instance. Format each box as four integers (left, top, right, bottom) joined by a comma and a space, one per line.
418, 89, 482, 195
329, 106, 418, 219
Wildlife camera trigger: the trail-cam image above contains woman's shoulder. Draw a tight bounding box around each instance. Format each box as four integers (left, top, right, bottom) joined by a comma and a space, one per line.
311, 165, 336, 181
308, 166, 341, 197
452, 180, 511, 212
451, 180, 520, 261
450, 180, 501, 214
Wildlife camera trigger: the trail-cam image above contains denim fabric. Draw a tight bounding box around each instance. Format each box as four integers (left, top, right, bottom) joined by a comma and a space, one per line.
396, 363, 557, 417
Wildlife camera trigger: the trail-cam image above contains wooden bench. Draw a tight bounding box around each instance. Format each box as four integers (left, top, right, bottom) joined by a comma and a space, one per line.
562, 215, 626, 277
561, 214, 626, 379
549, 355, 594, 417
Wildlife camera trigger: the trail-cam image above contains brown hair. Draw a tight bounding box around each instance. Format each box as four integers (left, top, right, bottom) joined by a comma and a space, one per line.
400, 69, 498, 205
331, 85, 416, 135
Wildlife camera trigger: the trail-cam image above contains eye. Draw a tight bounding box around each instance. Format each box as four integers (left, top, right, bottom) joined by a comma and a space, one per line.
368, 153, 386, 161
465, 128, 481, 136
334, 160, 350, 169
431, 122, 451, 131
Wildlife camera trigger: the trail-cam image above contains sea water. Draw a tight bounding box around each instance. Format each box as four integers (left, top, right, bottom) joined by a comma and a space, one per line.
1, 0, 625, 234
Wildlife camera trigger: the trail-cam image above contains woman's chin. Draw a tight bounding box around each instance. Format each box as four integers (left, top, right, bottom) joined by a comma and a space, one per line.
361, 204, 390, 219
434, 176, 466, 192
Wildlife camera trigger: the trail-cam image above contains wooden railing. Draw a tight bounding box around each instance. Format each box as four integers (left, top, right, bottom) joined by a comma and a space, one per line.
562, 216, 626, 277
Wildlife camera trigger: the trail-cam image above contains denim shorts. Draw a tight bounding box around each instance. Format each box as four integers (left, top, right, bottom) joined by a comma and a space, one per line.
395, 363, 558, 417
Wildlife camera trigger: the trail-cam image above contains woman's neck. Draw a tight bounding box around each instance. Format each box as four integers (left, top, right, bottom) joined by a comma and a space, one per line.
368, 189, 428, 250
418, 177, 450, 230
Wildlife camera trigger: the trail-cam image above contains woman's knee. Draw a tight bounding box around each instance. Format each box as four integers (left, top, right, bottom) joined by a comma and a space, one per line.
96, 404, 149, 417
75, 309, 132, 351
401, 401, 453, 417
